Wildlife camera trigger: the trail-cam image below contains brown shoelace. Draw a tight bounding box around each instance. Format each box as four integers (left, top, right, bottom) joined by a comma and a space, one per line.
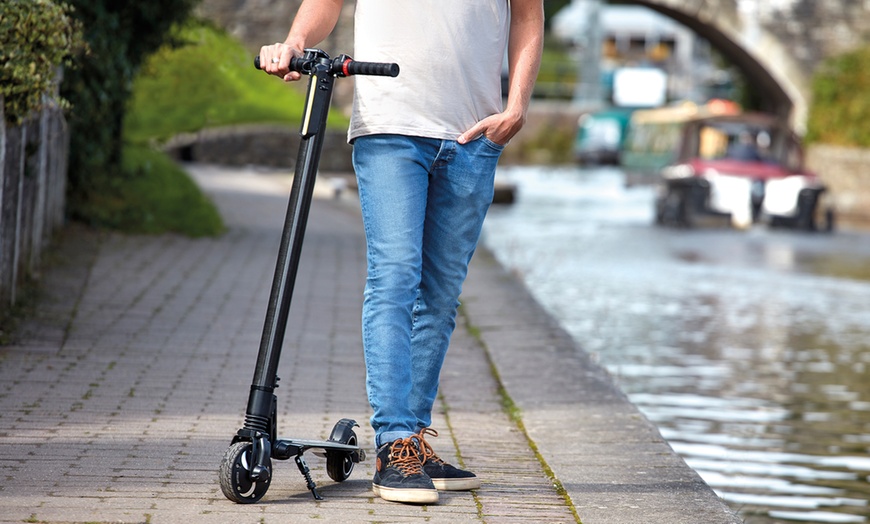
388, 436, 425, 475
414, 427, 445, 466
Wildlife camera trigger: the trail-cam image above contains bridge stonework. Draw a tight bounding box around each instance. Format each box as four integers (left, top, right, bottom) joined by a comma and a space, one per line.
198, 0, 870, 132
620, 0, 870, 131
195, 0, 870, 227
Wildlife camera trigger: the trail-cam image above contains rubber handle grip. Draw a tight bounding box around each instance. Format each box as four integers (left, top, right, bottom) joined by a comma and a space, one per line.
345, 61, 400, 77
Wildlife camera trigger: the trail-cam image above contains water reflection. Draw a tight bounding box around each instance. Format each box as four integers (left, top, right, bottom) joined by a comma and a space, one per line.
482, 166, 870, 524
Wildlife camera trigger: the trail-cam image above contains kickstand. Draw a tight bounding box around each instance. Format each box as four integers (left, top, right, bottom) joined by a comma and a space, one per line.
295, 454, 323, 500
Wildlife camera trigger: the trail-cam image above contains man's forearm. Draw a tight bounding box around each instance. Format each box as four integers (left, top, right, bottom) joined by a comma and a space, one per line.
506, 0, 545, 121
284, 0, 345, 50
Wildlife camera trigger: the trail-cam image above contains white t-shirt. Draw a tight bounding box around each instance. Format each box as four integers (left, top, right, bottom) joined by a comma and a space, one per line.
348, 0, 509, 143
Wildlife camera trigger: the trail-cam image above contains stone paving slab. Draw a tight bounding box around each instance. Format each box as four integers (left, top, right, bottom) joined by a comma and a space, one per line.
460, 240, 742, 524
0, 163, 740, 524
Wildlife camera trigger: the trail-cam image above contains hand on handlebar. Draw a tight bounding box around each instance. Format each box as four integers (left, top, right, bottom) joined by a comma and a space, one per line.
258, 42, 304, 82
255, 48, 400, 79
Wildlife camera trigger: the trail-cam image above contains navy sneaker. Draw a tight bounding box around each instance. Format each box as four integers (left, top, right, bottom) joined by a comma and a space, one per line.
372, 436, 439, 504
416, 428, 481, 491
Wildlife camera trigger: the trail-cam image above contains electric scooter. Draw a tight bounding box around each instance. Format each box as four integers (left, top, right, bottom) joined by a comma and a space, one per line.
219, 49, 399, 504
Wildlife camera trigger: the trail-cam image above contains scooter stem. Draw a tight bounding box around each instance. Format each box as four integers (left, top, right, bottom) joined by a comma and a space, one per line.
244, 51, 336, 435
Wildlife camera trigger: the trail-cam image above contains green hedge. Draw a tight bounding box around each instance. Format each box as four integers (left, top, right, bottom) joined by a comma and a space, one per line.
0, 0, 84, 124
806, 45, 870, 147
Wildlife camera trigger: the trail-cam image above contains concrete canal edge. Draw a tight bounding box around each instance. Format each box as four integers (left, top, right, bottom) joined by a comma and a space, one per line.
459, 246, 744, 524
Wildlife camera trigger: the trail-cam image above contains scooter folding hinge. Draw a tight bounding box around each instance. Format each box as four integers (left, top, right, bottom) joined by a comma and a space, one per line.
249, 434, 272, 482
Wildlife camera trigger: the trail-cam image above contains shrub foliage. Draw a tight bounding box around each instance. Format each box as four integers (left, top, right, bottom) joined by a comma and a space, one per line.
806, 45, 870, 147
0, 0, 84, 124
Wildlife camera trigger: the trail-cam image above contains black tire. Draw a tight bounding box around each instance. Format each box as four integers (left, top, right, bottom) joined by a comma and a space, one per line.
680, 188, 696, 228
680, 189, 696, 229
795, 189, 821, 231
823, 207, 836, 233
660, 190, 682, 226
325, 430, 357, 482
219, 441, 271, 504
795, 201, 815, 231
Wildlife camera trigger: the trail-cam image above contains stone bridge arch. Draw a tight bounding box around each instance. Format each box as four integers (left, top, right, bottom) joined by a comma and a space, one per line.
612, 0, 870, 133
613, 0, 801, 130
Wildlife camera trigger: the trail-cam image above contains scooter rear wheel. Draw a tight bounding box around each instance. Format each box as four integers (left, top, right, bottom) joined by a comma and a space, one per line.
220, 441, 271, 503
326, 430, 357, 482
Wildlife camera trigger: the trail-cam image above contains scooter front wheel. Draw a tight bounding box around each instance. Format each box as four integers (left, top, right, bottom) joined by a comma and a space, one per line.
220, 441, 271, 503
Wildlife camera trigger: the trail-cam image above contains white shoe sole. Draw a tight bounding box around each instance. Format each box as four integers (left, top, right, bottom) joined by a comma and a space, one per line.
372, 483, 439, 504
431, 477, 481, 491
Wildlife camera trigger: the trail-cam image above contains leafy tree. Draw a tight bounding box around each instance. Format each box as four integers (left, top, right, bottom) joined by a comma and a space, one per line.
60, 1, 200, 222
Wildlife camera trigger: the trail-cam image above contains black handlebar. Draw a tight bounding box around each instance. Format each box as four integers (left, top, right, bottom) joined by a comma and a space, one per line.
342, 60, 400, 78
254, 50, 399, 78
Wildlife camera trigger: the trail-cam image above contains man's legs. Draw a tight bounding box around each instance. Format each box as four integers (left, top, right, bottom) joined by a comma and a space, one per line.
354, 134, 502, 442
405, 136, 500, 493
353, 134, 502, 501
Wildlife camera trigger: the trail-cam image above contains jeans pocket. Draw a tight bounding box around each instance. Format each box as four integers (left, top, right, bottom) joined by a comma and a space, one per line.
478, 136, 506, 151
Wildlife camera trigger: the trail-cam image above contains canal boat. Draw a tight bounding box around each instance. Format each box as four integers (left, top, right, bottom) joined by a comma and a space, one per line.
653, 112, 833, 230
620, 99, 740, 184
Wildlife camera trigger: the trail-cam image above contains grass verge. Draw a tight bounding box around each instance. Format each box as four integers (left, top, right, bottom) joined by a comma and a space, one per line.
80, 144, 224, 237
124, 19, 347, 145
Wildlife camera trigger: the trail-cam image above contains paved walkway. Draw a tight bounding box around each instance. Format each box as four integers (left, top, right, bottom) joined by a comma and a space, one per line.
0, 164, 741, 523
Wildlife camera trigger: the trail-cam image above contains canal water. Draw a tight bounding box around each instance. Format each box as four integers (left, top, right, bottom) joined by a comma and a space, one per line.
481, 165, 870, 524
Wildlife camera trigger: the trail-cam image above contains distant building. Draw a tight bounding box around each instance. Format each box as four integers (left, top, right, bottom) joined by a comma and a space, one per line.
553, 0, 730, 107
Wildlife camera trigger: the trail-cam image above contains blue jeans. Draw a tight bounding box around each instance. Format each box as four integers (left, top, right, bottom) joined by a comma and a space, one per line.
352, 134, 504, 447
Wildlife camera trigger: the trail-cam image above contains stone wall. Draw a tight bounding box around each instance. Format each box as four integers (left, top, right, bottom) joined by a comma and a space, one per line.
160, 102, 585, 173
807, 144, 870, 229
194, 0, 354, 55
162, 124, 354, 172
